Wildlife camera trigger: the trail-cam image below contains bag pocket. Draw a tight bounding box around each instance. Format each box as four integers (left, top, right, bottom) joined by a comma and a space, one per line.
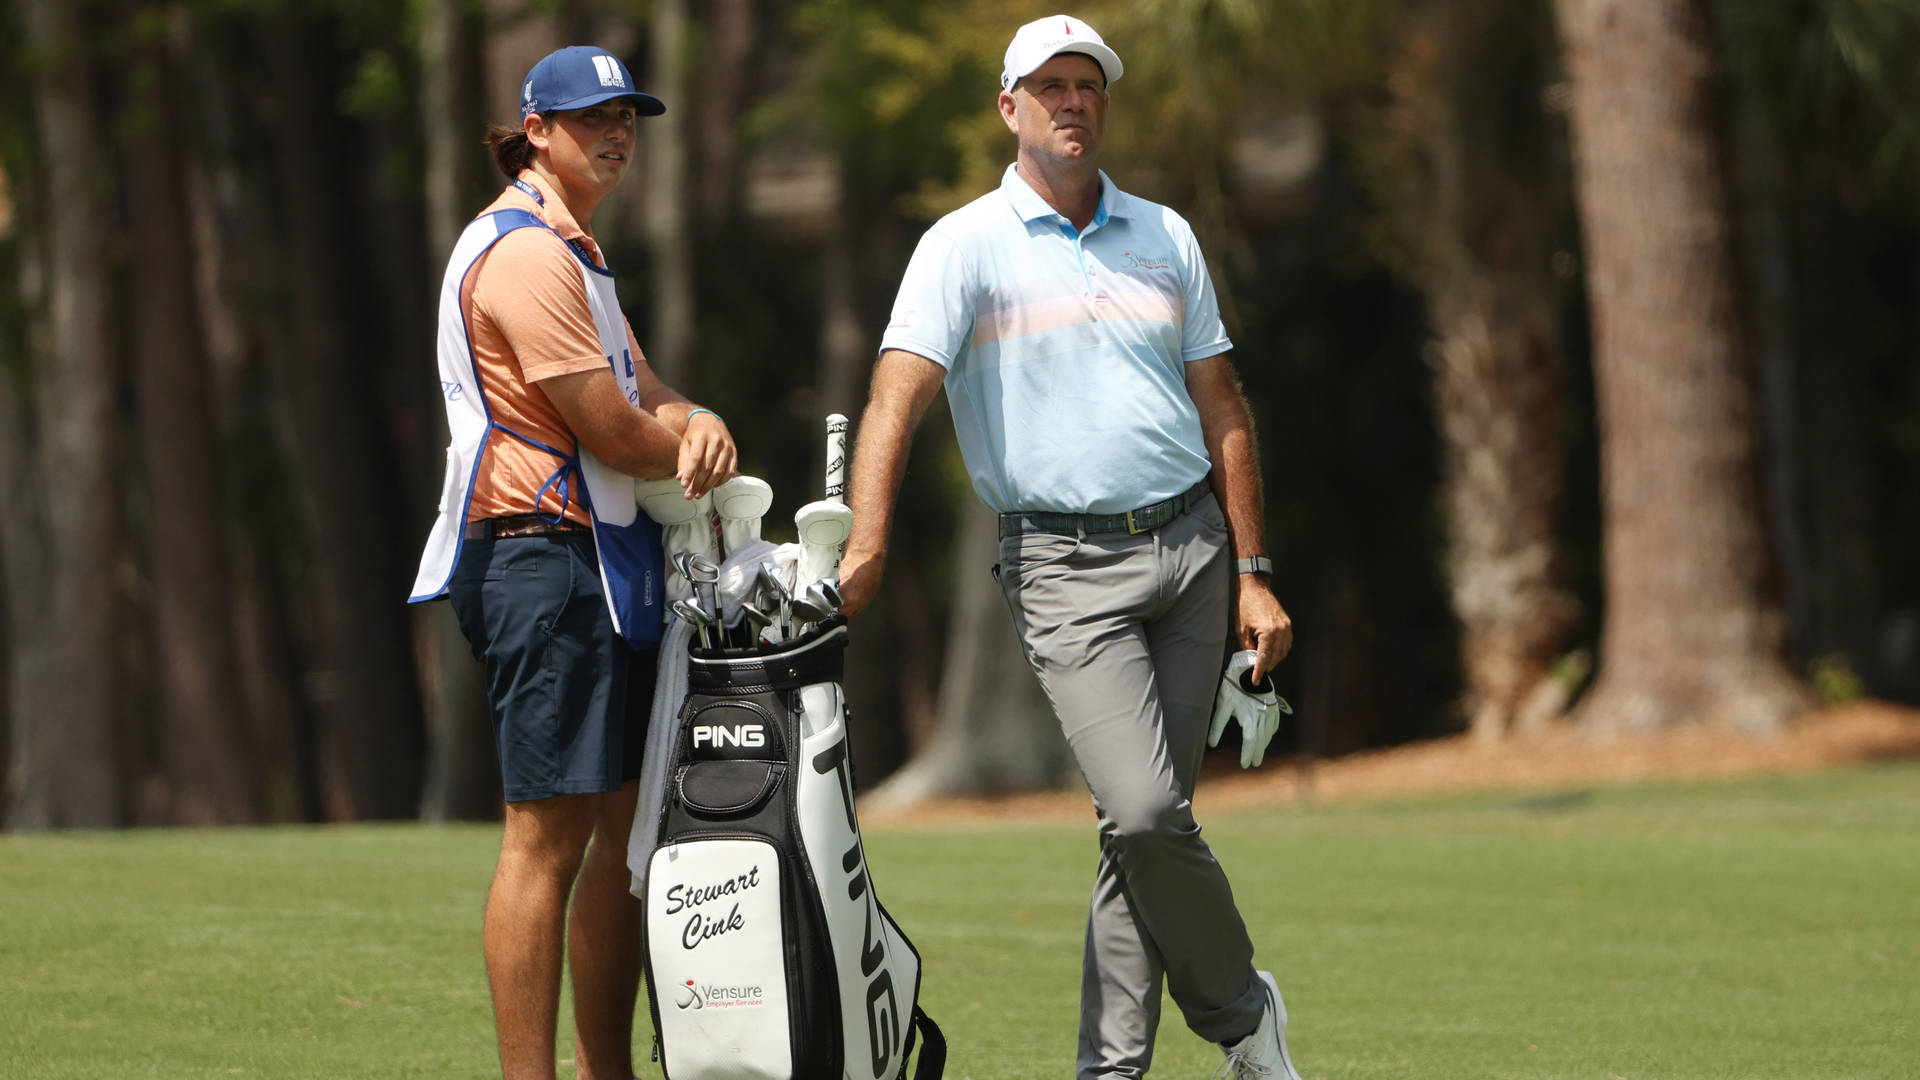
676, 761, 785, 817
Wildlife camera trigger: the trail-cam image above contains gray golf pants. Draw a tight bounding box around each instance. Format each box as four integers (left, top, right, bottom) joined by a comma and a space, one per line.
995, 492, 1265, 1080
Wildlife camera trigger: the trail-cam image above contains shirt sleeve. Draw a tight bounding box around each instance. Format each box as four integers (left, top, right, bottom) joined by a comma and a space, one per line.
1173, 214, 1234, 362
877, 227, 974, 369
470, 228, 610, 384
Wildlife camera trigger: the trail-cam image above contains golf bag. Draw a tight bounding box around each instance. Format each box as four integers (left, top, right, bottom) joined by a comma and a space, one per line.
641, 618, 945, 1080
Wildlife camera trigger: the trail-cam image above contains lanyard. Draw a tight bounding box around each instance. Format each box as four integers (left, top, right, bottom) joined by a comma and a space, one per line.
511, 178, 595, 261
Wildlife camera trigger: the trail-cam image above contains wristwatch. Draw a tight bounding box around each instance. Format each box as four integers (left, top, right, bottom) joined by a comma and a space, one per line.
1234, 556, 1273, 577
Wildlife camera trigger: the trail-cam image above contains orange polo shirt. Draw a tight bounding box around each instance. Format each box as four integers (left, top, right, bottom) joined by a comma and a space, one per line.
461, 171, 648, 525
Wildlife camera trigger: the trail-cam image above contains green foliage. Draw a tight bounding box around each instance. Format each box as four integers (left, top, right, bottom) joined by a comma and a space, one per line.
341, 49, 407, 118
3, 764, 1917, 1077
1716, 0, 1920, 195
1810, 652, 1867, 704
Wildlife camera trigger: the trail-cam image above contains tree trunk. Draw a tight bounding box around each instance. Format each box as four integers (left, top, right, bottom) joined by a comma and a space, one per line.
1553, 0, 1810, 732
644, 0, 695, 386
121, 4, 258, 824
862, 500, 1069, 809
1370, 1, 1581, 740
1726, 78, 1812, 667
695, 0, 758, 224
1428, 287, 1579, 739
5, 0, 122, 828
262, 13, 425, 817
415, 0, 499, 822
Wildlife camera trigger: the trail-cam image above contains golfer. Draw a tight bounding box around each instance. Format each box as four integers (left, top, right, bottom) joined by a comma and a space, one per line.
839, 15, 1302, 1080
408, 46, 734, 1080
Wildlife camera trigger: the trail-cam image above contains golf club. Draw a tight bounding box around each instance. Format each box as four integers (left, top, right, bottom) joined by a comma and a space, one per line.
824, 413, 848, 505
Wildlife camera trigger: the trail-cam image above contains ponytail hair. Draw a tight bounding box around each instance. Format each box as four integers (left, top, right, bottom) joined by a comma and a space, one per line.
484, 122, 539, 178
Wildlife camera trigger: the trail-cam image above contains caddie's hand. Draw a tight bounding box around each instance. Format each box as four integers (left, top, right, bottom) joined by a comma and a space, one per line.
677, 410, 737, 499
836, 548, 884, 619
1236, 575, 1293, 684
1207, 649, 1294, 769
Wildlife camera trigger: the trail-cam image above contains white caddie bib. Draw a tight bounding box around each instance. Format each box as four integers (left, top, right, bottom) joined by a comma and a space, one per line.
408, 206, 662, 646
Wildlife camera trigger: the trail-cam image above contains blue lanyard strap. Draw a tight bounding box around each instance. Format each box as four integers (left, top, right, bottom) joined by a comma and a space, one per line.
533, 459, 574, 526
489, 421, 580, 524
512, 178, 544, 205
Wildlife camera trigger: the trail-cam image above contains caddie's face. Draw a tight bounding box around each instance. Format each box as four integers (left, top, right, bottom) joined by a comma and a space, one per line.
529, 100, 639, 195
1000, 53, 1108, 165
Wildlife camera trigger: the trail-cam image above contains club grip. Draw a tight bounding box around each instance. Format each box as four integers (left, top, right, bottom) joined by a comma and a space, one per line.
825, 413, 849, 504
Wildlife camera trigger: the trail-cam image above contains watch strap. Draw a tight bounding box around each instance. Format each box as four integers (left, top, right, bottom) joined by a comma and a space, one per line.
1235, 555, 1273, 577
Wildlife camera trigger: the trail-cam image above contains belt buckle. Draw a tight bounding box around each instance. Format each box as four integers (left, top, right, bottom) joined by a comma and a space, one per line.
1126, 508, 1144, 535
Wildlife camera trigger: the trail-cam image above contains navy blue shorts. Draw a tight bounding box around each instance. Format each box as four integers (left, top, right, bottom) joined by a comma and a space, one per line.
447, 531, 658, 803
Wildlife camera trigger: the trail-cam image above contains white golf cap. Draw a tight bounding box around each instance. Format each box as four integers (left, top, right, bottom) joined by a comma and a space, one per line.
1000, 14, 1123, 91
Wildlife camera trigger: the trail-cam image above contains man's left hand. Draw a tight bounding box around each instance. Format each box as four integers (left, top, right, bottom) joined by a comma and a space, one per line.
677, 411, 737, 498
1236, 575, 1292, 683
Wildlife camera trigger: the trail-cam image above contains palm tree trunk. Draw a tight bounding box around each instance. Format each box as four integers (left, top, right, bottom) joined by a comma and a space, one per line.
1368, 1, 1580, 739
861, 500, 1068, 808
1553, 0, 1810, 732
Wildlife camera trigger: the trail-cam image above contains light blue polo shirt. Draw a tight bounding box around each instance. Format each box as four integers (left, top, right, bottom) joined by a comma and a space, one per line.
880, 164, 1234, 515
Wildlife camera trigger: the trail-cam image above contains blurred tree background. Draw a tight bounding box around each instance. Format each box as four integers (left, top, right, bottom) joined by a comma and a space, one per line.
1, 0, 1915, 828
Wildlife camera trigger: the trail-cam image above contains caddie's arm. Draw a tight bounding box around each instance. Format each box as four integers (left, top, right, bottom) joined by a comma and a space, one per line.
541, 368, 703, 490
839, 349, 947, 618
624, 323, 737, 496
1187, 354, 1293, 680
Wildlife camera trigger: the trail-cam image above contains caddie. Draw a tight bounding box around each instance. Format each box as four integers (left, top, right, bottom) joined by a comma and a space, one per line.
408, 45, 735, 1080
838, 14, 1304, 1080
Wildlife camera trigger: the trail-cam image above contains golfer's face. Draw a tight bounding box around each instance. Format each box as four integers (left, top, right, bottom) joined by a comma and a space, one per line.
1008, 54, 1108, 163
543, 101, 638, 193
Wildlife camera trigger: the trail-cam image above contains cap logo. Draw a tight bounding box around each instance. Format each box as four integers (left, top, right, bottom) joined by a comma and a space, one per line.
592, 53, 626, 88
523, 80, 533, 103
1064, 18, 1072, 33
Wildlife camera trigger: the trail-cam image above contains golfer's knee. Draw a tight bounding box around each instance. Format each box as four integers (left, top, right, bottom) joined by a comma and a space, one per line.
1103, 793, 1197, 850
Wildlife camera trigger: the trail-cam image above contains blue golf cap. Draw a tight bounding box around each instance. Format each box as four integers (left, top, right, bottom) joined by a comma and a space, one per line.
520, 46, 665, 119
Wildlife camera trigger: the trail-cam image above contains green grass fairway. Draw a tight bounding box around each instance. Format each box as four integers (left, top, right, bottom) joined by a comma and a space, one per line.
3, 763, 1916, 1079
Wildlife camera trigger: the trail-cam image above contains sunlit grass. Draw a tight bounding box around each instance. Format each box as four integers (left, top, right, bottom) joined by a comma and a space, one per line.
2, 762, 1915, 1079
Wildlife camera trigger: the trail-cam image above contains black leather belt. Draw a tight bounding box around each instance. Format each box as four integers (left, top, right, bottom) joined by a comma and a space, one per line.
463, 514, 589, 541
998, 481, 1211, 539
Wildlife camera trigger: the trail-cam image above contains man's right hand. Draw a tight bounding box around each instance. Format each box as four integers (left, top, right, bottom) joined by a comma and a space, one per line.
837, 548, 884, 618
836, 350, 946, 620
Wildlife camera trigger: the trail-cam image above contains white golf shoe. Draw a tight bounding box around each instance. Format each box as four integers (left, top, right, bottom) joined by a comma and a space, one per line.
1215, 971, 1302, 1080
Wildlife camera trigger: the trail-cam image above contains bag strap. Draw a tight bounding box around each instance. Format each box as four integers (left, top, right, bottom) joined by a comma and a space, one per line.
901, 1006, 946, 1080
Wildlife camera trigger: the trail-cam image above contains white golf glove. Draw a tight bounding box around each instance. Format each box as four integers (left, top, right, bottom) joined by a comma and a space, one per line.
1207, 650, 1293, 769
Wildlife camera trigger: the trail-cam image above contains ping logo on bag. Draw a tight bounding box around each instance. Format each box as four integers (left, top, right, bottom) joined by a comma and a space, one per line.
692, 723, 764, 749
681, 702, 782, 761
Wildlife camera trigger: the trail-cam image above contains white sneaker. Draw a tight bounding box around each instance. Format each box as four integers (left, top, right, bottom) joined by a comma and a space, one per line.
1215, 971, 1303, 1080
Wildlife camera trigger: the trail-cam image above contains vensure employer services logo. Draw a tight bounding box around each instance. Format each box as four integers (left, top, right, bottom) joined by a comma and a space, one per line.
674, 979, 768, 1010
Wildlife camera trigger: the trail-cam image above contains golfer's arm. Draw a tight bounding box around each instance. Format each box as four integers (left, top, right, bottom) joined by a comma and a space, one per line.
1186, 353, 1269, 563
540, 367, 683, 478
846, 350, 948, 562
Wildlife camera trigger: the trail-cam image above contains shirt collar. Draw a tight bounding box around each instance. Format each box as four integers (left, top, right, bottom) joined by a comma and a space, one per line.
509, 170, 605, 265
1000, 163, 1131, 230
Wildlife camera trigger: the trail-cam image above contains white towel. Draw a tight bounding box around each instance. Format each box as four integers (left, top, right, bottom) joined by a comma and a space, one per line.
627, 616, 693, 896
